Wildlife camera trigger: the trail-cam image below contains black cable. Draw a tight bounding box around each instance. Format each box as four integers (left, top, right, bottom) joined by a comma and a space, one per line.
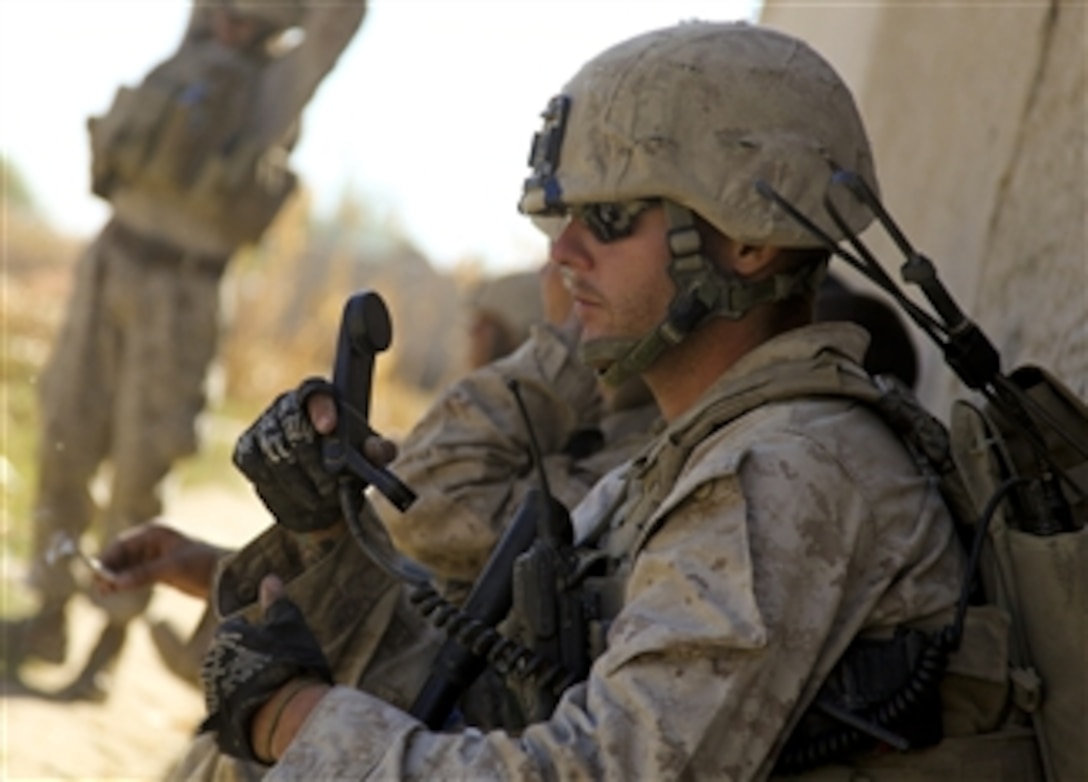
820, 184, 946, 341
774, 633, 949, 775
951, 477, 1031, 645
761, 171, 1085, 511
339, 484, 431, 587
407, 581, 575, 695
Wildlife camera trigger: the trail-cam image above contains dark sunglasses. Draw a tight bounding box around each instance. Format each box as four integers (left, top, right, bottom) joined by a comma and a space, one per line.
533, 199, 657, 244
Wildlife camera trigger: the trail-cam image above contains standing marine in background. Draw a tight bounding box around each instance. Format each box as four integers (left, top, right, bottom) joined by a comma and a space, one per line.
4, 0, 366, 701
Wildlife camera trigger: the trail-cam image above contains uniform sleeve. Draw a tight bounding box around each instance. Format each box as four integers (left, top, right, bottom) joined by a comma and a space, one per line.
249, 0, 367, 147
267, 431, 894, 781
375, 324, 606, 583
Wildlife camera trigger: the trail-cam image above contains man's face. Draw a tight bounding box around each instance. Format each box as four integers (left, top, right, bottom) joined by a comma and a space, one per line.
549, 204, 673, 344
210, 9, 266, 50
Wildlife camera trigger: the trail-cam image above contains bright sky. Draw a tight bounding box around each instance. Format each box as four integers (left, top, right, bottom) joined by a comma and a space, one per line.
0, 0, 760, 273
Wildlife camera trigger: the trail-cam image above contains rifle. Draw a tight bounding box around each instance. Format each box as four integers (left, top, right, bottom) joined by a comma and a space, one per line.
407, 486, 548, 728
407, 381, 590, 728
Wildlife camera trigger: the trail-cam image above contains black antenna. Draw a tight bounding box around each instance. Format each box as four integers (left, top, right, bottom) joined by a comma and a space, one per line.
507, 379, 564, 542
508, 380, 553, 498
757, 174, 1088, 503
825, 172, 1088, 479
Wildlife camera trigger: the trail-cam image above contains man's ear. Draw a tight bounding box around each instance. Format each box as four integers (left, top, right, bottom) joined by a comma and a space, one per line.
725, 242, 782, 279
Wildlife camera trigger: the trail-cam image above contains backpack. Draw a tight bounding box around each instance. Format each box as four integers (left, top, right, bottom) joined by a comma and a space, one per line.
950, 365, 1088, 782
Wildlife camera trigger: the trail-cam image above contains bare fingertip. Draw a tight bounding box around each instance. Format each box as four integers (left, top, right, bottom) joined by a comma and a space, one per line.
259, 574, 286, 610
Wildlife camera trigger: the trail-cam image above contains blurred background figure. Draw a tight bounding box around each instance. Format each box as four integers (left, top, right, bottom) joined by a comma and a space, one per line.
2, 0, 366, 702
464, 268, 546, 370
815, 273, 919, 390
538, 252, 574, 327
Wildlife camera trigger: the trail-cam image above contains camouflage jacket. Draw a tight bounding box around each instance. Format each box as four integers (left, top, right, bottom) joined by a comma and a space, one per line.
265, 323, 965, 781
374, 322, 661, 584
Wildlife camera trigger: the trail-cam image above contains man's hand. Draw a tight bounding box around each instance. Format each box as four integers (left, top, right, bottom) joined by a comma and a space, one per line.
200, 575, 332, 763
232, 378, 344, 533
96, 521, 227, 600
233, 377, 399, 533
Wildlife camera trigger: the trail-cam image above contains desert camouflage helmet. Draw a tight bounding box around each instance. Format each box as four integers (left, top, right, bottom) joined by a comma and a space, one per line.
518, 21, 880, 385
519, 20, 877, 247
216, 0, 305, 30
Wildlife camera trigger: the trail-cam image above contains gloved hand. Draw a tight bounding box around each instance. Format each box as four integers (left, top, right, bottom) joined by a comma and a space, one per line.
200, 594, 332, 763
233, 377, 343, 533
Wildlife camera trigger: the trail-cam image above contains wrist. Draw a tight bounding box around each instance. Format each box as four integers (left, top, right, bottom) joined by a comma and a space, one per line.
252, 678, 330, 764
191, 544, 231, 600
269, 682, 330, 760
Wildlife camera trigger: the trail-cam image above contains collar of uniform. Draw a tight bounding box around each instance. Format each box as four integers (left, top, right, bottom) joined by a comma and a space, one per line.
663, 321, 871, 442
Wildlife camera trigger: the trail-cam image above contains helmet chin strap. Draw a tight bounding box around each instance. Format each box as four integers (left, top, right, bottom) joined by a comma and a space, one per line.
579, 200, 828, 387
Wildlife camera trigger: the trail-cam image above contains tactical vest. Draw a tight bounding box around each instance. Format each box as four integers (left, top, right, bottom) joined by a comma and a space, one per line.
508, 353, 1077, 780
87, 43, 296, 247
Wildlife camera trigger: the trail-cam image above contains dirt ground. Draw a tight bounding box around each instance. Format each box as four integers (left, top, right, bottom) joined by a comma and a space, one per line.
1, 482, 272, 781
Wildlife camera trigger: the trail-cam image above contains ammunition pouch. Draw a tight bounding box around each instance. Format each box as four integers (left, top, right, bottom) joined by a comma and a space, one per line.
89, 85, 161, 198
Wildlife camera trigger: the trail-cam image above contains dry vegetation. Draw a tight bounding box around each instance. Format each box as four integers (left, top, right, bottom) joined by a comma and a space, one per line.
215, 188, 465, 435
2, 216, 85, 561
1, 184, 475, 569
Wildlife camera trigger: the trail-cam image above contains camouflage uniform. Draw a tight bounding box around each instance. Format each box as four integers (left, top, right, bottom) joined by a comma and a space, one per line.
166, 322, 661, 780
258, 324, 981, 780
23, 0, 365, 684
376, 322, 660, 584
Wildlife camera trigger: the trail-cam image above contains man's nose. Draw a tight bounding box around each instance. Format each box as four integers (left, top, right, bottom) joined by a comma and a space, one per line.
549, 219, 591, 271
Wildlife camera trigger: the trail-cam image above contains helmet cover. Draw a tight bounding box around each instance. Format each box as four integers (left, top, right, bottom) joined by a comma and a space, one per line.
520, 21, 878, 247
